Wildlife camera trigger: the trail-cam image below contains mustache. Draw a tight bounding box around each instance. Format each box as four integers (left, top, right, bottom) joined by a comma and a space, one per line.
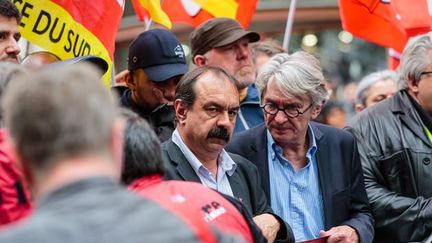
207, 127, 230, 142
5, 54, 19, 63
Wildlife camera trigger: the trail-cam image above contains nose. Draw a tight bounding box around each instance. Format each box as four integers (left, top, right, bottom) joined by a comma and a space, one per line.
236, 44, 250, 60
273, 110, 288, 124
6, 38, 20, 56
216, 111, 232, 128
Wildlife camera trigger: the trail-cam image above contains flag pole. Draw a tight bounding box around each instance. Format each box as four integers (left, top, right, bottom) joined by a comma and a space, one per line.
282, 0, 298, 51
144, 16, 153, 31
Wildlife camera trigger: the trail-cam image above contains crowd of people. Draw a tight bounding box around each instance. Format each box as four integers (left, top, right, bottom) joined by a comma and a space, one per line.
0, 0, 431, 242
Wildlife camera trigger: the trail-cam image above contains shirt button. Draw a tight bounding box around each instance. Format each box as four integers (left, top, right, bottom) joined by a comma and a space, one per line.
423, 157, 431, 165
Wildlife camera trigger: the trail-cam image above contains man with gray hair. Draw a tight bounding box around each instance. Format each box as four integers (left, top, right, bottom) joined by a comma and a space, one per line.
251, 39, 285, 74
227, 52, 374, 243
0, 65, 227, 243
354, 70, 397, 112
347, 32, 432, 242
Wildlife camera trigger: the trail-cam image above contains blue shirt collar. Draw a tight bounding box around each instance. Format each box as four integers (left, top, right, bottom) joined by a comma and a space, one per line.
266, 124, 317, 162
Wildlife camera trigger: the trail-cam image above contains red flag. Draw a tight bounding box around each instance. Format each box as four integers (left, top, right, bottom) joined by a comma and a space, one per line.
339, 0, 432, 53
388, 49, 400, 70
161, 0, 258, 28
14, 0, 124, 86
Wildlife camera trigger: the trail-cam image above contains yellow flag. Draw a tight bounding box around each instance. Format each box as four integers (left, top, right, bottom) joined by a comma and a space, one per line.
193, 0, 238, 18
138, 0, 172, 29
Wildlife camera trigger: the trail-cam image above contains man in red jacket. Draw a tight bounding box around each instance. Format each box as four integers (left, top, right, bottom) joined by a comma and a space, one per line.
0, 63, 32, 227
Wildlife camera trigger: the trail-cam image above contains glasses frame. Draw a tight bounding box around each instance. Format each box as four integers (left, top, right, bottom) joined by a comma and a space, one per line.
261, 103, 314, 118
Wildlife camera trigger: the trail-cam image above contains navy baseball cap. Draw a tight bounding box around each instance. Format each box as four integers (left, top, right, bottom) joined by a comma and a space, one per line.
128, 29, 188, 82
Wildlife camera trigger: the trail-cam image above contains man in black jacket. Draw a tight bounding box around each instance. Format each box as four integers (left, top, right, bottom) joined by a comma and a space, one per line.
347, 32, 432, 242
227, 52, 373, 243
117, 29, 188, 142
162, 65, 294, 242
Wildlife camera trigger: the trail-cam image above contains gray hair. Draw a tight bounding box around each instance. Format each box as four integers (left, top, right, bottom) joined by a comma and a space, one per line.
0, 63, 27, 125
355, 70, 397, 105
251, 39, 285, 59
2, 64, 117, 173
256, 51, 329, 106
399, 32, 432, 90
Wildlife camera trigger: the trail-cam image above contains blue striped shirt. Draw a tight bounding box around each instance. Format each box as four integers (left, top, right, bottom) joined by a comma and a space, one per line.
266, 125, 324, 241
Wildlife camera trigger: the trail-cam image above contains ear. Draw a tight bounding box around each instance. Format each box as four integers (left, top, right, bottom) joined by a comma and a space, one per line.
407, 77, 420, 95
174, 99, 188, 124
110, 118, 125, 180
6, 135, 34, 190
124, 71, 136, 90
310, 102, 323, 120
193, 55, 207, 66
355, 104, 364, 113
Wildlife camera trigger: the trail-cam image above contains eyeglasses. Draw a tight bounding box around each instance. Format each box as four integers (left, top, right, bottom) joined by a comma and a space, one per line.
261, 103, 313, 118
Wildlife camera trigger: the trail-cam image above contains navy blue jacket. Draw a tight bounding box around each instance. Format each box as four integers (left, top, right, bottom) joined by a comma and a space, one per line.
226, 122, 374, 243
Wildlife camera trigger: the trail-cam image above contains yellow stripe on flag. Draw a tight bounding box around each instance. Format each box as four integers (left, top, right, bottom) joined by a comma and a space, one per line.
15, 0, 113, 87
138, 0, 172, 29
194, 0, 238, 18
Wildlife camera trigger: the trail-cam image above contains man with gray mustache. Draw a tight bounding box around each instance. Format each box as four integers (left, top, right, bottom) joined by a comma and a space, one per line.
162, 66, 294, 243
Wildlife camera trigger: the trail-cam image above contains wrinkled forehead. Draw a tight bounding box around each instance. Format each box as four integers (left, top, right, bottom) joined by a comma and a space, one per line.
195, 74, 238, 103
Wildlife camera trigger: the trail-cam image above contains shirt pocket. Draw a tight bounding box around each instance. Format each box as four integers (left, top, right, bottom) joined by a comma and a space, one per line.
378, 150, 415, 196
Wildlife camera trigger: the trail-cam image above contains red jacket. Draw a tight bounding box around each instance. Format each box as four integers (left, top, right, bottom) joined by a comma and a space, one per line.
0, 129, 32, 227
129, 174, 254, 242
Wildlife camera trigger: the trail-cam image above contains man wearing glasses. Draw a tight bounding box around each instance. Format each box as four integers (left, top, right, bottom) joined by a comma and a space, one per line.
346, 33, 432, 242
227, 52, 374, 243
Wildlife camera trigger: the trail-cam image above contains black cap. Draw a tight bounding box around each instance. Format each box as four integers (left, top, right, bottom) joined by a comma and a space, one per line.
128, 29, 188, 82
49, 55, 109, 75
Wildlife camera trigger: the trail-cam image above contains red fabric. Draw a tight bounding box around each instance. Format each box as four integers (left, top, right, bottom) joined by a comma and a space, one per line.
51, 0, 124, 58
129, 175, 254, 242
161, 0, 258, 28
388, 48, 401, 70
0, 129, 32, 227
339, 0, 432, 53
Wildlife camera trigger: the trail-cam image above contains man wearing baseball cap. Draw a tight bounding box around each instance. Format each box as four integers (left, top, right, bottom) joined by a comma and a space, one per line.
190, 18, 263, 133
120, 29, 188, 142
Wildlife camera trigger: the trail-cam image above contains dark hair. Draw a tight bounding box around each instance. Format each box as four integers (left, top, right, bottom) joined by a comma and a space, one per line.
0, 1, 21, 23
119, 108, 165, 185
175, 66, 238, 108
314, 100, 345, 124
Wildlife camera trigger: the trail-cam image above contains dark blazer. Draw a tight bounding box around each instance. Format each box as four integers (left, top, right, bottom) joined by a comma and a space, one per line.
226, 122, 374, 243
161, 140, 295, 242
